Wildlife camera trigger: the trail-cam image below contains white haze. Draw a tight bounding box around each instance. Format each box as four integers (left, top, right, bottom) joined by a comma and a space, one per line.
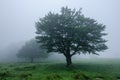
0, 0, 120, 60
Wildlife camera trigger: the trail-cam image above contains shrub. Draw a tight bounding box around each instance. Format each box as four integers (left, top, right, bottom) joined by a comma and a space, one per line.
72, 72, 90, 80
46, 73, 62, 80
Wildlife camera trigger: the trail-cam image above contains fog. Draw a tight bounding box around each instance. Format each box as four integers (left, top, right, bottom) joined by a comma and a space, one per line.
0, 0, 120, 62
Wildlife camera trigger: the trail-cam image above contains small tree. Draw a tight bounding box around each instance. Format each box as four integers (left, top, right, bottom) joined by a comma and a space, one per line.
35, 7, 108, 66
17, 39, 48, 62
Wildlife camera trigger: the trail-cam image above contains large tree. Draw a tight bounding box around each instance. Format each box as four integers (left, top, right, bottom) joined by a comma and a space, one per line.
35, 7, 108, 66
17, 39, 48, 62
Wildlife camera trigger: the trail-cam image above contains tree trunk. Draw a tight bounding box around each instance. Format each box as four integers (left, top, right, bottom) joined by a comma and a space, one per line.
30, 58, 34, 63
66, 56, 72, 67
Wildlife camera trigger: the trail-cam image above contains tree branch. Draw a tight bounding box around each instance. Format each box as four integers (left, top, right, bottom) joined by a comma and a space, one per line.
70, 44, 80, 56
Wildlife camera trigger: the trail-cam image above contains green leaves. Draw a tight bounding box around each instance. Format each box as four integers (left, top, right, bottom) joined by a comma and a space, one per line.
35, 6, 108, 56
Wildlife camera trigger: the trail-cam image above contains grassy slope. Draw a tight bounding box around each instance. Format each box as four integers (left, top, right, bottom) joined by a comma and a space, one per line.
0, 58, 120, 80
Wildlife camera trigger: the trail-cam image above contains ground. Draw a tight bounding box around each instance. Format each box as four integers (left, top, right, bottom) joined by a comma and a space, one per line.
0, 58, 120, 80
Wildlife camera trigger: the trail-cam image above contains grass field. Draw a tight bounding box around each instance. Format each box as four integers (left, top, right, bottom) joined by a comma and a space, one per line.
0, 58, 120, 80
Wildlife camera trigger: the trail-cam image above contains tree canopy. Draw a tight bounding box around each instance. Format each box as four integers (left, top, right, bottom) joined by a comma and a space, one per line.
17, 39, 48, 62
35, 7, 108, 66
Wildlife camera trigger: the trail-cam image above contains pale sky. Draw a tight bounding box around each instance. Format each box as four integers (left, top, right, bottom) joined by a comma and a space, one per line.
0, 0, 120, 58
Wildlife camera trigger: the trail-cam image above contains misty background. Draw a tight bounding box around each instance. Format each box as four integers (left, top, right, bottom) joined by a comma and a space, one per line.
0, 0, 120, 62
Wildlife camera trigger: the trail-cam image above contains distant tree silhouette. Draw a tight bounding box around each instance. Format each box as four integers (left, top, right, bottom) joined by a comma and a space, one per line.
17, 39, 48, 62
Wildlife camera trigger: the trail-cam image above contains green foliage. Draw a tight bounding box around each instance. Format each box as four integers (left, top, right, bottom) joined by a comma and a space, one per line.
72, 72, 90, 80
46, 73, 62, 80
17, 39, 49, 62
19, 72, 32, 80
14, 65, 36, 71
35, 6, 108, 66
36, 6, 107, 55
